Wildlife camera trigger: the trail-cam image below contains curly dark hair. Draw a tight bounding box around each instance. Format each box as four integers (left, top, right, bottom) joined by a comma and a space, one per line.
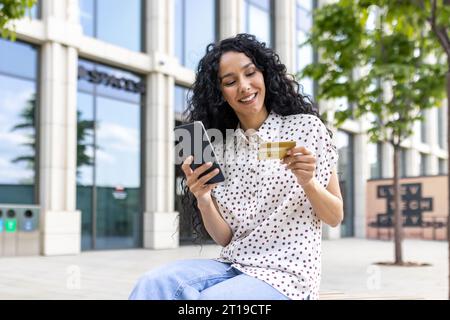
181, 33, 325, 243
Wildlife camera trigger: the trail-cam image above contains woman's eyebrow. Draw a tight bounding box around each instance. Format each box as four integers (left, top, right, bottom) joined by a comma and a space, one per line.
220, 63, 254, 81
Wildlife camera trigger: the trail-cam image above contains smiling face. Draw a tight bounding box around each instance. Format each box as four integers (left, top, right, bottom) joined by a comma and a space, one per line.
218, 51, 267, 126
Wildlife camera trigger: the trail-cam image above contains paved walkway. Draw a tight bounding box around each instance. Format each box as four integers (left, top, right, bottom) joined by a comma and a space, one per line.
0, 238, 447, 300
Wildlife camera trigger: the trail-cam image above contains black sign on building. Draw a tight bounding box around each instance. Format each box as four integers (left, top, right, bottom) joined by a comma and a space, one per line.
370, 183, 433, 228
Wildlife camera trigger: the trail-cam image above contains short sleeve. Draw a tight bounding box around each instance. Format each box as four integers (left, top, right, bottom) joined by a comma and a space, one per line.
313, 119, 338, 188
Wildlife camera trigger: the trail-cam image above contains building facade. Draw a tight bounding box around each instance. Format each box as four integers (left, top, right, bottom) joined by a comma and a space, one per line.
0, 0, 447, 255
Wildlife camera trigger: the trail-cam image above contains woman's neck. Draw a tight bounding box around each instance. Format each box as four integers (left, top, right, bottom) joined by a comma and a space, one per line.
238, 107, 269, 131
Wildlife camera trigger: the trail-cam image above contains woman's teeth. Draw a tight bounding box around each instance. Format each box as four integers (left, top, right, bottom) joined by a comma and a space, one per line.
240, 93, 257, 102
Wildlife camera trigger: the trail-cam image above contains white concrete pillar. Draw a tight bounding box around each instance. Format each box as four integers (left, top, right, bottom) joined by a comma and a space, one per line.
407, 149, 420, 177
143, 0, 178, 249
274, 0, 296, 73
427, 108, 439, 175
382, 142, 393, 178
220, 0, 243, 39
439, 104, 448, 151
353, 133, 368, 238
39, 0, 81, 255
146, 0, 173, 55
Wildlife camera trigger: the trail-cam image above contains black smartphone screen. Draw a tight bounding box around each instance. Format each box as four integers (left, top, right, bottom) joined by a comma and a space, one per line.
174, 121, 225, 184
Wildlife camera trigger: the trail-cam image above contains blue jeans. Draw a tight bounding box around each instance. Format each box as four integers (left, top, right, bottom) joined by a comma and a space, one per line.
128, 259, 290, 300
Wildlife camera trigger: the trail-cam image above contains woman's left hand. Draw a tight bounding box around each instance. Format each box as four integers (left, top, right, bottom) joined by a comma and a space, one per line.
281, 146, 316, 187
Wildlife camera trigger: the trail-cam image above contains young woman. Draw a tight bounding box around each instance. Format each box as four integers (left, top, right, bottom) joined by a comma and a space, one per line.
129, 33, 343, 300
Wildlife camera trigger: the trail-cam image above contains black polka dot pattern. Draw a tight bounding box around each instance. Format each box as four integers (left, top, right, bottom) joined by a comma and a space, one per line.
210, 111, 339, 300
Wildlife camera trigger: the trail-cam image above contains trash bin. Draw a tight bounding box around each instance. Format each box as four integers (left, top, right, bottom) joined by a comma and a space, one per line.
17, 207, 40, 256
0, 208, 4, 256
0, 204, 40, 257
3, 208, 18, 256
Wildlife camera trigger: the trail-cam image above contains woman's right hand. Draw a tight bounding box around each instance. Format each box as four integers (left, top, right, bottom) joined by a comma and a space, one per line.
181, 155, 220, 207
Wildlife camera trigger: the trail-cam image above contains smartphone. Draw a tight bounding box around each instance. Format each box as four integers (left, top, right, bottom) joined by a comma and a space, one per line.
174, 121, 225, 184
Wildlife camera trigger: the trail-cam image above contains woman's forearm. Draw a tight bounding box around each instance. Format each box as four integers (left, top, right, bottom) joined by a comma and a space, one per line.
302, 178, 344, 227
197, 198, 233, 247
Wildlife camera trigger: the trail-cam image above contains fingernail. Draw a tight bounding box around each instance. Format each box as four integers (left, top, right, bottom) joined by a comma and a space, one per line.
207, 162, 212, 166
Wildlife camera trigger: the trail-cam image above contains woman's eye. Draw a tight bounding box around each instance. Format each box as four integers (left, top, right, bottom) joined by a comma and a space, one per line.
224, 81, 235, 86
246, 72, 255, 77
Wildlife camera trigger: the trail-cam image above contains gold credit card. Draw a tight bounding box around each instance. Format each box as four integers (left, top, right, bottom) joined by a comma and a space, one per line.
258, 141, 296, 160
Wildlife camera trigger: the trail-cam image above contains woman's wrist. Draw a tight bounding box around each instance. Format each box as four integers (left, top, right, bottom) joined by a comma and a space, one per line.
301, 177, 319, 192
197, 197, 212, 211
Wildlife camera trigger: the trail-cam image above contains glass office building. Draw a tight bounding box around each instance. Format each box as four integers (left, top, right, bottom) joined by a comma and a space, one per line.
0, 0, 447, 255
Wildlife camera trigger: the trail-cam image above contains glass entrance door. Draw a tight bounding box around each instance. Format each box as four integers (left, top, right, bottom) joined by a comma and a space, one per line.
76, 61, 142, 250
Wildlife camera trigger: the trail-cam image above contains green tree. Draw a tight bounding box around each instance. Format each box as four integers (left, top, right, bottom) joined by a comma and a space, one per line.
301, 0, 449, 274
0, 0, 37, 39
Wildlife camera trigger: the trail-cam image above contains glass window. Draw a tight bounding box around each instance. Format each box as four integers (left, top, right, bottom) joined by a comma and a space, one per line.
242, 0, 273, 47
420, 153, 427, 176
399, 148, 407, 178
0, 38, 37, 79
368, 142, 382, 179
79, 0, 95, 37
30, 0, 40, 19
336, 130, 354, 237
77, 60, 143, 250
0, 40, 38, 205
79, 0, 143, 52
174, 85, 190, 121
175, 0, 217, 70
296, 0, 314, 97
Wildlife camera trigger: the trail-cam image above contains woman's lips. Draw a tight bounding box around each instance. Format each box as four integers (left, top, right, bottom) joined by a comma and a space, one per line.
238, 92, 258, 104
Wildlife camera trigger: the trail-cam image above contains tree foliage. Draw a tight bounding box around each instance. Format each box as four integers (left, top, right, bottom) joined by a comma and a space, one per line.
0, 0, 37, 39
302, 0, 447, 146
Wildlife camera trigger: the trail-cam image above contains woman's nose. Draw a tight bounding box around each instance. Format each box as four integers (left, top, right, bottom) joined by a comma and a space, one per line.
239, 81, 251, 93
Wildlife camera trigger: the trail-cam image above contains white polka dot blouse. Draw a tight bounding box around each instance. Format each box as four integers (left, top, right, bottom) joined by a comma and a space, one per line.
210, 110, 339, 300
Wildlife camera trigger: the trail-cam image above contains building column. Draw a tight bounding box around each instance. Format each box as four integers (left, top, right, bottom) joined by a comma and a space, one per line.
353, 132, 368, 238
220, 0, 243, 39
407, 149, 420, 177
274, 0, 296, 73
143, 0, 179, 249
428, 108, 439, 175
39, 0, 81, 255
382, 142, 393, 178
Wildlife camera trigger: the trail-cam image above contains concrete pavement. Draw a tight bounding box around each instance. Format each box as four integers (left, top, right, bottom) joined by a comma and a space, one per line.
0, 238, 447, 300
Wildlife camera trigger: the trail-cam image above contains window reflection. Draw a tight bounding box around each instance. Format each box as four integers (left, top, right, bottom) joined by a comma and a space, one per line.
30, 0, 40, 19
174, 85, 190, 121
296, 0, 314, 97
77, 60, 142, 250
79, 0, 143, 52
79, 0, 94, 37
175, 0, 217, 70
0, 38, 37, 79
243, 0, 273, 47
0, 40, 37, 205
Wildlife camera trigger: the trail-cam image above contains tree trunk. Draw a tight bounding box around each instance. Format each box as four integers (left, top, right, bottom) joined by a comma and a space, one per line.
393, 144, 403, 264
446, 69, 450, 300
